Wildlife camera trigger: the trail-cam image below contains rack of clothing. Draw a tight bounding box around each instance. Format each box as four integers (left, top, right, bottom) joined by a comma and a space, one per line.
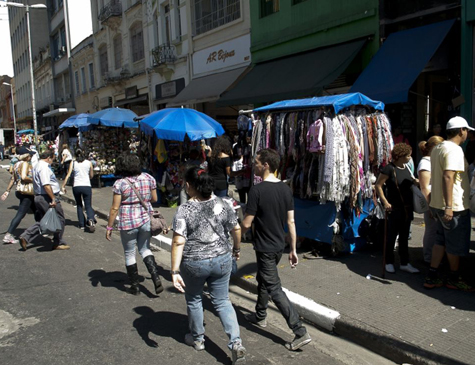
248, 93, 393, 250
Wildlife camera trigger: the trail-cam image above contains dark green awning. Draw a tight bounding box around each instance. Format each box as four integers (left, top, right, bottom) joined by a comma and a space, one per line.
217, 39, 366, 106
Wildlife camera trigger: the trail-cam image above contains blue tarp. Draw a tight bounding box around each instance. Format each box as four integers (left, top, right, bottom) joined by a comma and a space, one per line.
17, 129, 34, 134
350, 19, 455, 104
253, 92, 385, 114
294, 198, 375, 252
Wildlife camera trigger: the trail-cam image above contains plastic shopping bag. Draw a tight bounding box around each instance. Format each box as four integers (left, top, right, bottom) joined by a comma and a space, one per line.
40, 207, 62, 234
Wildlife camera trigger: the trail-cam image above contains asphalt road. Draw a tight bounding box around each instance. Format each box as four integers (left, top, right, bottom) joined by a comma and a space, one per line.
0, 169, 394, 365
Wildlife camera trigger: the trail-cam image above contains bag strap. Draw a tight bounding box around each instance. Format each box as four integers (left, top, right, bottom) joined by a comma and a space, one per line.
125, 178, 149, 212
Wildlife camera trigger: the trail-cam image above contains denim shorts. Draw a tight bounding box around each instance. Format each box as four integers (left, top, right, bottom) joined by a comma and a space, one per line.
431, 208, 471, 256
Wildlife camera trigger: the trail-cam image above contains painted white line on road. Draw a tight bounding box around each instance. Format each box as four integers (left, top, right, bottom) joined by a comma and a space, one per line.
283, 287, 340, 332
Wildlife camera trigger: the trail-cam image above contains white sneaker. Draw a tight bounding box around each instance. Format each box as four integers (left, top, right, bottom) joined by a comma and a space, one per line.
385, 264, 395, 273
3, 233, 18, 244
400, 263, 420, 274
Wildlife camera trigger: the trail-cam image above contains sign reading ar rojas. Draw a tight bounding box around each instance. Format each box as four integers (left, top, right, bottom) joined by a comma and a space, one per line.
207, 49, 236, 64
193, 34, 251, 76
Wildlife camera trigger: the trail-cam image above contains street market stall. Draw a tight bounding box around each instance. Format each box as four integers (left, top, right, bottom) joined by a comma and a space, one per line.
248, 92, 392, 253
16, 129, 35, 145
140, 108, 225, 205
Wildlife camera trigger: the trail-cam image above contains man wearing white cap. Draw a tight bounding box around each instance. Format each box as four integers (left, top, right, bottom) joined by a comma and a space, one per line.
424, 116, 474, 291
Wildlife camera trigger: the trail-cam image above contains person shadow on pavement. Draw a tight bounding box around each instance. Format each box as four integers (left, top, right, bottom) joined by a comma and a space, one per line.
88, 269, 157, 298
132, 306, 230, 364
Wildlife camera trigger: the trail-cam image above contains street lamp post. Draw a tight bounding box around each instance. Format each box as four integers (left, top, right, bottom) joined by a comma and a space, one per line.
3, 2, 47, 147
2, 82, 17, 143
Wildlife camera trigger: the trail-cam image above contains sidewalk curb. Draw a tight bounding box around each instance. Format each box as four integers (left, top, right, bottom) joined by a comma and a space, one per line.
62, 193, 461, 365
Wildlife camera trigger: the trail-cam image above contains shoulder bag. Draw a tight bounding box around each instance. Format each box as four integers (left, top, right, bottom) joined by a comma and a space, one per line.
125, 179, 167, 236
16, 162, 34, 196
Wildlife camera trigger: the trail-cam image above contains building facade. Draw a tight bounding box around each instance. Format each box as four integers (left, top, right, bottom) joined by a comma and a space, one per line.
218, 0, 379, 107
89, 0, 150, 116
8, 0, 49, 130
147, 0, 189, 111
0, 76, 14, 129
70, 36, 96, 115
41, 0, 77, 131
166, 0, 251, 132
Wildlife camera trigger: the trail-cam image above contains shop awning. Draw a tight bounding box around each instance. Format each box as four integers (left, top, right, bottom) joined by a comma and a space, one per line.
254, 92, 384, 114
42, 108, 76, 117
350, 19, 455, 104
115, 95, 148, 107
167, 66, 248, 107
217, 39, 366, 106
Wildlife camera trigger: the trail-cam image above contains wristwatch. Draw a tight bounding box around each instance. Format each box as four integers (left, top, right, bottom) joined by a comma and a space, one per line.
170, 270, 180, 275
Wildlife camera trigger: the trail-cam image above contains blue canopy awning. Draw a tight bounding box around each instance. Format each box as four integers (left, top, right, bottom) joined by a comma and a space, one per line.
350, 19, 455, 104
253, 92, 384, 114
17, 129, 35, 135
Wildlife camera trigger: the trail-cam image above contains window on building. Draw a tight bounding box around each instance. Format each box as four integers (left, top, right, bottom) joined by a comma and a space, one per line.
164, 4, 171, 44
60, 27, 66, 53
192, 0, 241, 36
175, 0, 182, 40
130, 23, 144, 62
99, 45, 108, 77
81, 67, 87, 93
53, 33, 60, 59
88, 63, 95, 89
260, 0, 279, 17
113, 35, 122, 70
74, 71, 80, 96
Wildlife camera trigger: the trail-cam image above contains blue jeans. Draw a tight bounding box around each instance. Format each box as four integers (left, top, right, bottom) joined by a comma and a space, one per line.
119, 221, 153, 266
73, 186, 95, 227
7, 191, 36, 234
214, 189, 228, 198
180, 253, 241, 349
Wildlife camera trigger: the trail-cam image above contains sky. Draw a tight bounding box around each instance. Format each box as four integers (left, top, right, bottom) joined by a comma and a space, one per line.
0, 0, 93, 78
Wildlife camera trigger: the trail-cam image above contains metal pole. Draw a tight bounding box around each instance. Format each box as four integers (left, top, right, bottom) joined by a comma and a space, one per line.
9, 83, 16, 143
25, 5, 38, 147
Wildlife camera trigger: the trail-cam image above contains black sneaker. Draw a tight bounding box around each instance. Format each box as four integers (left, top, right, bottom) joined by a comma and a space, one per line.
245, 313, 267, 328
285, 332, 312, 351
446, 278, 475, 292
423, 276, 444, 289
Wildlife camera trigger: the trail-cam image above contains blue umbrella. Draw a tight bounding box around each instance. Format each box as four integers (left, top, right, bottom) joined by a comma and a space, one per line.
59, 113, 90, 129
88, 107, 139, 128
140, 108, 225, 141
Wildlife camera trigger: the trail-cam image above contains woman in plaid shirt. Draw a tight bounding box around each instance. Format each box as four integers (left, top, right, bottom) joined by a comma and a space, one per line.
106, 153, 164, 295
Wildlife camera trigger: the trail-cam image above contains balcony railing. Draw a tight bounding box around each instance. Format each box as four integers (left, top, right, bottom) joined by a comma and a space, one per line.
152, 44, 177, 66
98, 1, 122, 23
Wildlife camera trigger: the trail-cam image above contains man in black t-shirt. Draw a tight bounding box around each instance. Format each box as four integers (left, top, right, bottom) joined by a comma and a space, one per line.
241, 149, 311, 351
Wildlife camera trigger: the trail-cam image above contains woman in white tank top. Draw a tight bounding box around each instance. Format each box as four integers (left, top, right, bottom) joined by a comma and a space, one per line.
62, 149, 96, 232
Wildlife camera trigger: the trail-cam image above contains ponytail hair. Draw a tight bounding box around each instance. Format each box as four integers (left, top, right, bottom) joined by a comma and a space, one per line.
184, 165, 215, 199
418, 141, 428, 156
418, 135, 444, 157
75, 148, 85, 163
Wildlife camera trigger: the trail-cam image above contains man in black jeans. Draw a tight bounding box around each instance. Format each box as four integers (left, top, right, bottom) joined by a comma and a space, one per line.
241, 148, 311, 351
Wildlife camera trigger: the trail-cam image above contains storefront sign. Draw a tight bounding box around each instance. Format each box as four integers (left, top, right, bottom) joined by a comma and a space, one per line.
155, 78, 185, 100
161, 82, 177, 98
193, 34, 250, 76
125, 86, 138, 99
